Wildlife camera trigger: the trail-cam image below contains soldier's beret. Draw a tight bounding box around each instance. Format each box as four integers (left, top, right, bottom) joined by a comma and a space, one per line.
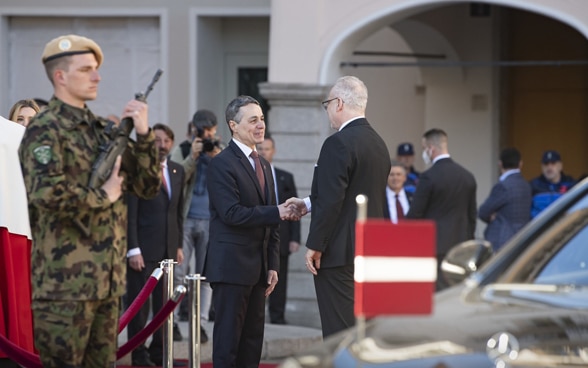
42, 34, 103, 67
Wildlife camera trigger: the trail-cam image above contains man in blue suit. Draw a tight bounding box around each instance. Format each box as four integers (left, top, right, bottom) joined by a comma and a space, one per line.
479, 147, 532, 252
205, 95, 296, 368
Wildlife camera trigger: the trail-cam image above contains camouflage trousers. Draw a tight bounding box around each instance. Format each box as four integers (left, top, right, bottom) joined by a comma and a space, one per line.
32, 296, 120, 368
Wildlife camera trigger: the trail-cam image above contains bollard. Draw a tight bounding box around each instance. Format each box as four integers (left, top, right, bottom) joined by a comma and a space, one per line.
185, 273, 206, 368
161, 259, 176, 368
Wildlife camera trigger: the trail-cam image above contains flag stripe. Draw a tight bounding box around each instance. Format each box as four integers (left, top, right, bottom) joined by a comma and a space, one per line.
354, 256, 437, 282
355, 282, 434, 316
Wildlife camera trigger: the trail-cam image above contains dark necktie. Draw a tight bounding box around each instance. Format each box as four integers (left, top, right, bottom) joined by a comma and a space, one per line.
250, 151, 265, 194
395, 194, 404, 220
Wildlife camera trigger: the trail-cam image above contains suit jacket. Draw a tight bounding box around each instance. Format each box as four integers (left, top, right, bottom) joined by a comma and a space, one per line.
478, 171, 532, 250
306, 118, 391, 268
407, 157, 477, 255
205, 140, 280, 285
127, 160, 185, 261
274, 167, 301, 255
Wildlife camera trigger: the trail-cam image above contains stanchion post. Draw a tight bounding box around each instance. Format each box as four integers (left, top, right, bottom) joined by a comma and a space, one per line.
161, 259, 176, 368
355, 195, 367, 345
185, 273, 206, 368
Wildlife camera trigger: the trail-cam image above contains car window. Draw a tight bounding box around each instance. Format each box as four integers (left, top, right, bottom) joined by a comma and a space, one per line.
534, 223, 588, 285
499, 208, 588, 285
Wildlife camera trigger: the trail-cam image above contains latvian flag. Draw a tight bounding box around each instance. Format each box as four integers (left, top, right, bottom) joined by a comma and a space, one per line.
355, 218, 436, 317
0, 116, 35, 357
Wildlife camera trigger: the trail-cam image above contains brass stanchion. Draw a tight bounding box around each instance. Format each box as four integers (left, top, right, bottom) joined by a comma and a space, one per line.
185, 273, 206, 368
161, 259, 176, 368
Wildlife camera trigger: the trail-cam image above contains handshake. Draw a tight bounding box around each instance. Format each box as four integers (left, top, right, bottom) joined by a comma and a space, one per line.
277, 197, 309, 221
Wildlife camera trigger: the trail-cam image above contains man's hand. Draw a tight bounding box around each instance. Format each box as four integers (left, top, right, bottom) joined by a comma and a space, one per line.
122, 100, 149, 135
305, 249, 322, 276
176, 248, 184, 265
278, 203, 302, 221
289, 241, 301, 253
128, 253, 146, 272
191, 138, 203, 159
101, 155, 123, 203
284, 197, 309, 217
265, 270, 278, 297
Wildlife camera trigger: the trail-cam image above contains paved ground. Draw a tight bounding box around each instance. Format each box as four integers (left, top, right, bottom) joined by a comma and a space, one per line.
116, 319, 322, 366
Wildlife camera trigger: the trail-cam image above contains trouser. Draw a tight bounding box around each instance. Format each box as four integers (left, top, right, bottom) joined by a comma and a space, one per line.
211, 281, 266, 368
314, 264, 355, 338
268, 254, 289, 323
32, 297, 119, 368
174, 218, 212, 320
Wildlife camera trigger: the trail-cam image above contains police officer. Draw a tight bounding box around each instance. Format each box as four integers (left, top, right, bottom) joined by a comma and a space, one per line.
396, 142, 420, 194
18, 34, 161, 368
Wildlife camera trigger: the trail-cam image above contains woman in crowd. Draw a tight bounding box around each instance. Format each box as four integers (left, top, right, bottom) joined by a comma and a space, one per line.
8, 99, 40, 127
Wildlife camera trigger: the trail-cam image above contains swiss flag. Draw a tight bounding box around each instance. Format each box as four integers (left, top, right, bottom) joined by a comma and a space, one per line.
354, 219, 436, 317
0, 116, 34, 356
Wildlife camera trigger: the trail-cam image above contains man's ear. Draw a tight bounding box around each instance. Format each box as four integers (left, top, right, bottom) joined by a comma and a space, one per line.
53, 69, 65, 86
229, 120, 237, 134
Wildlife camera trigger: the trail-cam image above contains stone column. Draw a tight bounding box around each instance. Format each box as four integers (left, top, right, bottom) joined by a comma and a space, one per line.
259, 82, 330, 329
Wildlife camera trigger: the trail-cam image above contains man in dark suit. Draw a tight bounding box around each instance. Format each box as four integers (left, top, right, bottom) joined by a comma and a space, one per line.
205, 95, 296, 368
386, 160, 413, 223
257, 136, 301, 325
287, 76, 391, 338
407, 128, 477, 291
126, 123, 185, 366
479, 147, 532, 251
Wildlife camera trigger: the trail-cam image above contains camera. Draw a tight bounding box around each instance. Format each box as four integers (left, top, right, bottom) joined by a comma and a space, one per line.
201, 137, 220, 153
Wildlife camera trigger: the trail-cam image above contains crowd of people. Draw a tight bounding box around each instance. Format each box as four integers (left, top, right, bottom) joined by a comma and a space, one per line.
2, 31, 583, 367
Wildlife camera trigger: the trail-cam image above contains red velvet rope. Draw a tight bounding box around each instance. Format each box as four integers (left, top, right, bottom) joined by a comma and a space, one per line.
118, 268, 162, 333
0, 267, 168, 367
0, 333, 42, 368
116, 291, 185, 359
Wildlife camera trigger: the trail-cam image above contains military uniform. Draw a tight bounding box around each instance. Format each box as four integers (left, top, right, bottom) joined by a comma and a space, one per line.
18, 35, 161, 368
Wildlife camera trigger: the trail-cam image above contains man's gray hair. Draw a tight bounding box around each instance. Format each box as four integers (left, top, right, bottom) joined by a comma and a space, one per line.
331, 76, 368, 111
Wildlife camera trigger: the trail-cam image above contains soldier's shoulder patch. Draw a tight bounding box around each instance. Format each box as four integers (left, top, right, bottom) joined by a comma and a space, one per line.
33, 145, 52, 165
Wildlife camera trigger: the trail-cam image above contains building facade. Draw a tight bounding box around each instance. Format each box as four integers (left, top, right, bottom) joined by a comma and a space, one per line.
2, 0, 588, 328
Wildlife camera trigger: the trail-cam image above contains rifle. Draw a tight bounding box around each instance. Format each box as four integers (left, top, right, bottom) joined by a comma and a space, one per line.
75, 70, 163, 237
88, 69, 163, 188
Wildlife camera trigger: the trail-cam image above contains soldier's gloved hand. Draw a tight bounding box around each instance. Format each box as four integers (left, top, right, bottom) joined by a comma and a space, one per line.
101, 155, 123, 203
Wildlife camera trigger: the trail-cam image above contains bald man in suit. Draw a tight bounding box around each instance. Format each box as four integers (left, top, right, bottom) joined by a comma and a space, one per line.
287, 76, 391, 338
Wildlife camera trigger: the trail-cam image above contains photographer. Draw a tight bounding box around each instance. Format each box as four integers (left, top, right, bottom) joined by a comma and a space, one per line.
170, 109, 221, 343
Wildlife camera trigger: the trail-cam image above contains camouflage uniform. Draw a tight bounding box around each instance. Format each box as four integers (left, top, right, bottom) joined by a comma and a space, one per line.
19, 97, 161, 368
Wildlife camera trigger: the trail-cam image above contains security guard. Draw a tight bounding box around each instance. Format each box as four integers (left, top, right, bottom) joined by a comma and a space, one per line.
18, 34, 161, 368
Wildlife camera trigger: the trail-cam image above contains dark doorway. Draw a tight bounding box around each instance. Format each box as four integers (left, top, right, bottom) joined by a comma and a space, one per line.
238, 67, 270, 127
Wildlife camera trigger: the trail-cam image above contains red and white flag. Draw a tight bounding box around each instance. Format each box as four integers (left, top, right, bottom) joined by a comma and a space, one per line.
355, 219, 436, 317
0, 116, 34, 356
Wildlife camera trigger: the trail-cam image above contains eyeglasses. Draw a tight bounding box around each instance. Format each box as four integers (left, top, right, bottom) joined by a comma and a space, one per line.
321, 97, 339, 111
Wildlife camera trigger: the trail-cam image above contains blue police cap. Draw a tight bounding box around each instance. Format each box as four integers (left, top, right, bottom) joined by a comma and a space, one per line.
397, 142, 414, 156
541, 150, 561, 164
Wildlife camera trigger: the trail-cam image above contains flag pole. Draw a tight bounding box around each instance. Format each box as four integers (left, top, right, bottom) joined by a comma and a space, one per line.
355, 195, 367, 344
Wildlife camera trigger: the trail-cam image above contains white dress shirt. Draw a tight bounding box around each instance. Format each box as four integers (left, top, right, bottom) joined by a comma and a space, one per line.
386, 187, 410, 224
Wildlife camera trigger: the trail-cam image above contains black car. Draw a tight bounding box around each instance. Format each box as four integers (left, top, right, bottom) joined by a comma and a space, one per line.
281, 178, 588, 367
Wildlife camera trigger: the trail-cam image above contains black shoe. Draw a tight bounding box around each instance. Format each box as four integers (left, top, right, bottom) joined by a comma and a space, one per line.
200, 326, 209, 344
132, 355, 156, 367
151, 357, 186, 366
271, 317, 288, 325
173, 322, 183, 342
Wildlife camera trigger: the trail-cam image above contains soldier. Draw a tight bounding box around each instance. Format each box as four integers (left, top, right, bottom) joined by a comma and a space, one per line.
18, 34, 161, 368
